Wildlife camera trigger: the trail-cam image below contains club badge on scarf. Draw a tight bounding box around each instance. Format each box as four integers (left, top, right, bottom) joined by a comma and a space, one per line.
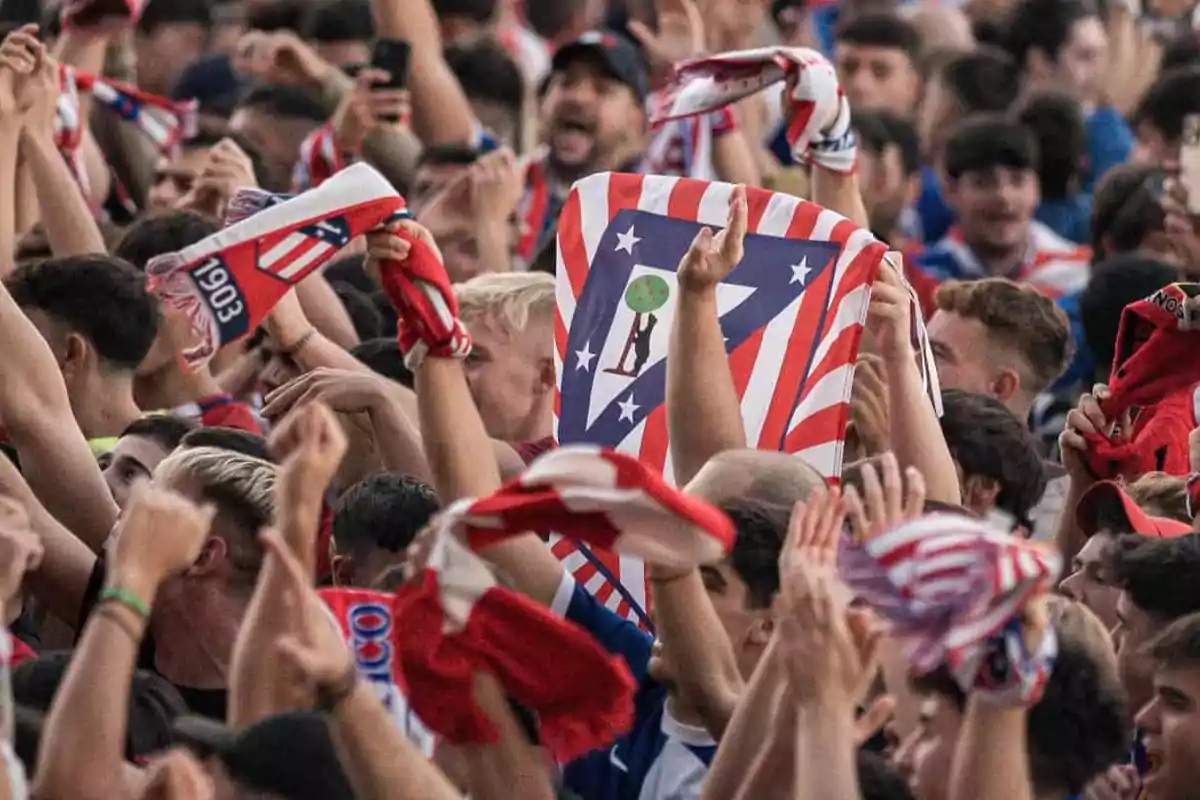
391, 445, 735, 759
1086, 283, 1200, 479
652, 47, 856, 174
146, 162, 405, 367
839, 513, 1061, 705
318, 588, 437, 757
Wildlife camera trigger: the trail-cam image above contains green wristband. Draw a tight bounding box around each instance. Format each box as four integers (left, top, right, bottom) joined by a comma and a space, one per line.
98, 586, 150, 620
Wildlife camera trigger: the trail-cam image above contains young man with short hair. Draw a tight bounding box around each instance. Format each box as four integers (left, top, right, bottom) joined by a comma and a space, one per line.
455, 272, 556, 445
918, 114, 1091, 301
1130, 67, 1200, 166
929, 278, 1071, 425
833, 12, 923, 117
5, 255, 159, 443
134, 0, 212, 96
1137, 611, 1200, 800
302, 0, 375, 69
330, 472, 439, 588
99, 415, 196, 510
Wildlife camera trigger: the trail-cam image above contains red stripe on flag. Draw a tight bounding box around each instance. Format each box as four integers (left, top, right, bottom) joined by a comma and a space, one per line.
557, 191, 589, 301
638, 406, 670, 475
756, 215, 838, 451
745, 185, 772, 232
788, 201, 822, 240
784, 402, 848, 451
608, 173, 645, 222
729, 326, 766, 398
666, 177, 707, 220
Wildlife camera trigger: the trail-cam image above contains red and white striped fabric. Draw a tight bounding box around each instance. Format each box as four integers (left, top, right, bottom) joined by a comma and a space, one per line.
933, 222, 1091, 300
455, 445, 735, 566
553, 173, 943, 625
839, 513, 1062, 704
146, 163, 402, 367
653, 47, 856, 174
293, 123, 346, 193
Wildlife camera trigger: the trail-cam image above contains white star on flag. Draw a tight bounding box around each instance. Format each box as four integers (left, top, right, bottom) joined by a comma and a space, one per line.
790, 257, 811, 285
615, 226, 641, 255
617, 395, 639, 422
575, 341, 596, 372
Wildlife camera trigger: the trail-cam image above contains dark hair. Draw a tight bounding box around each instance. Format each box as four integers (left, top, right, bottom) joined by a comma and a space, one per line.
913, 608, 1129, 796
1079, 255, 1177, 375
854, 108, 921, 176
235, 84, 328, 124
332, 473, 439, 558
936, 48, 1021, 115
137, 0, 211, 35
1016, 90, 1087, 200
943, 114, 1038, 182
14, 654, 189, 761
302, 0, 374, 41
1004, 0, 1096, 69
13, 705, 43, 779
244, 0, 308, 32
722, 503, 786, 609
1149, 611, 1200, 667
115, 211, 219, 270
1162, 33, 1200, 72
180, 428, 274, 462
332, 282, 383, 341
432, 0, 497, 23
351, 338, 413, 387
120, 414, 196, 453
417, 142, 480, 169
324, 254, 376, 295
1090, 164, 1166, 260
938, 389, 1047, 530
857, 750, 915, 800
523, 0, 586, 40
1132, 67, 1200, 145
835, 12, 921, 61
446, 39, 525, 114
6, 255, 160, 371
1109, 534, 1200, 622
372, 291, 399, 338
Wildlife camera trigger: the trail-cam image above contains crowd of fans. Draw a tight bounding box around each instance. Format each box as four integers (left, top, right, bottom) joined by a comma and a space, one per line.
0, 0, 1195, 798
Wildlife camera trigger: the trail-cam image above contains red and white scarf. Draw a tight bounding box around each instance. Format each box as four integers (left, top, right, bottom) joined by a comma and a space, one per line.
839, 513, 1061, 705
652, 47, 857, 174
56, 65, 197, 200
146, 162, 402, 367
392, 445, 734, 757
293, 123, 347, 193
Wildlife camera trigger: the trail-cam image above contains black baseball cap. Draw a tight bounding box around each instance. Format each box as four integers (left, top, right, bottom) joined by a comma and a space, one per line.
552, 29, 648, 104
173, 711, 355, 800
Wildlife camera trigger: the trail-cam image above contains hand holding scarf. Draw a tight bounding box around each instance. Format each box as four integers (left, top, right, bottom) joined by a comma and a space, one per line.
652, 46, 856, 173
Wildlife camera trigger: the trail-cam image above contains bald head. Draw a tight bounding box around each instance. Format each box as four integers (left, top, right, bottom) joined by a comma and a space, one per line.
685, 449, 825, 516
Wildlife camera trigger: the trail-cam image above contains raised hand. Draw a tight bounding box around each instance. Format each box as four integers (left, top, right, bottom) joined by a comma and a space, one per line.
233, 29, 330, 89
628, 0, 705, 74
0, 497, 43, 607
267, 529, 355, 688
1058, 384, 1128, 483
180, 138, 257, 216
137, 750, 215, 800
262, 368, 397, 420
469, 147, 523, 228
109, 481, 216, 596
847, 353, 890, 459
0, 25, 41, 122
776, 485, 880, 705
866, 253, 914, 361
363, 218, 445, 283
331, 68, 410, 154
843, 452, 925, 544
268, 400, 349, 500
677, 184, 748, 293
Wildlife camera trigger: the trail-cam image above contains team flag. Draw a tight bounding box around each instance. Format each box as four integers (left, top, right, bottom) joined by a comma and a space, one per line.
551, 172, 892, 625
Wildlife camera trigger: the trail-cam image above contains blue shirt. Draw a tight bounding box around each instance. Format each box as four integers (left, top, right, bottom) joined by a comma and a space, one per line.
917, 166, 955, 245
1085, 106, 1134, 193
556, 577, 717, 800
1036, 195, 1092, 245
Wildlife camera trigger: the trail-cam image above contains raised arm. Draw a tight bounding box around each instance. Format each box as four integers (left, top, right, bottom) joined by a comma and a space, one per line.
34, 484, 214, 800
368, 0, 475, 145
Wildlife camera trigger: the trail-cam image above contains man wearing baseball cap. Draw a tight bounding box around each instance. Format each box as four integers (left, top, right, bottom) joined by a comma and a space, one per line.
517, 29, 650, 268
1060, 480, 1191, 631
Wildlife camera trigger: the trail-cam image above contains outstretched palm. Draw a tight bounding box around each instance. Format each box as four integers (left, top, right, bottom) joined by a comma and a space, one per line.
677, 184, 748, 292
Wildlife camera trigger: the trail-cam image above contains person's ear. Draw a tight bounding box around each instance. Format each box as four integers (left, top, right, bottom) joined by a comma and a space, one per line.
990, 367, 1021, 406
961, 474, 1001, 519
331, 554, 355, 587
746, 611, 774, 649
536, 355, 556, 394
186, 536, 225, 577
60, 332, 91, 379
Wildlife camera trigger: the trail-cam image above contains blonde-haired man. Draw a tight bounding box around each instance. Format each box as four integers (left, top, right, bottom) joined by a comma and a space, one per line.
455, 272, 556, 445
